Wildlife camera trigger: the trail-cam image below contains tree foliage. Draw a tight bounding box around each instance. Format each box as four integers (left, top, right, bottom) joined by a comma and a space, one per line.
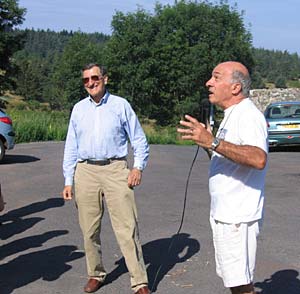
13, 51, 49, 101
106, 0, 254, 125
0, 0, 26, 94
44, 32, 108, 110
253, 48, 300, 86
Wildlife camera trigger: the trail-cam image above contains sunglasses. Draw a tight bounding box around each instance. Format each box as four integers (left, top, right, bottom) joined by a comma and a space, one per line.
82, 75, 104, 85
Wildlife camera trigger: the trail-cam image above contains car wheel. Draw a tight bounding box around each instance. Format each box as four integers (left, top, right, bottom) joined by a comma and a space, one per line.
0, 140, 5, 162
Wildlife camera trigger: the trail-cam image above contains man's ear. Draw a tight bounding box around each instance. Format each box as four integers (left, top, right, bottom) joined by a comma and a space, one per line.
104, 75, 109, 85
231, 83, 242, 95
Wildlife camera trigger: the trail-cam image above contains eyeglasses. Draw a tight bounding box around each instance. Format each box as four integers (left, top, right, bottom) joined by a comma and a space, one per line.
82, 75, 104, 85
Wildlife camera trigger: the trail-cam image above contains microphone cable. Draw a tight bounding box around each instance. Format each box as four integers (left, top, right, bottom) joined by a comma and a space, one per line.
175, 145, 200, 235
149, 145, 200, 293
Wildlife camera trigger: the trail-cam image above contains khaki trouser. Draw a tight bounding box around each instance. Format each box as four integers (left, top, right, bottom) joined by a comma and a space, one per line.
74, 160, 148, 291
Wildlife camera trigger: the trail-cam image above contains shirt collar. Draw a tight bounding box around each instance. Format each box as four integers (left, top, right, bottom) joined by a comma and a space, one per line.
89, 91, 110, 106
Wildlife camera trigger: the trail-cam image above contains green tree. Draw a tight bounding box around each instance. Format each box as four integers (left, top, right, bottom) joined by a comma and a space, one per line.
251, 70, 265, 89
106, 0, 254, 125
274, 75, 287, 88
253, 48, 300, 85
13, 51, 51, 101
44, 32, 106, 110
0, 0, 26, 94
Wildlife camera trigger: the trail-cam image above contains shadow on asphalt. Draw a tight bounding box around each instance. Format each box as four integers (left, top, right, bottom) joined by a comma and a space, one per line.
0, 198, 64, 225
0, 154, 40, 164
0, 197, 83, 294
0, 245, 84, 294
104, 233, 200, 292
0, 198, 65, 240
0, 230, 69, 259
255, 269, 300, 294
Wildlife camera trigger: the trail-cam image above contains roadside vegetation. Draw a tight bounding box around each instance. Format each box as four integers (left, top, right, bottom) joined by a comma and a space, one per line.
8, 107, 191, 145
3, 95, 190, 144
9, 109, 68, 143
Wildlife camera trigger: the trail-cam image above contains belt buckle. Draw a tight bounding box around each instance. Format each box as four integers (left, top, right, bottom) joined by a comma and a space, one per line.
102, 159, 111, 165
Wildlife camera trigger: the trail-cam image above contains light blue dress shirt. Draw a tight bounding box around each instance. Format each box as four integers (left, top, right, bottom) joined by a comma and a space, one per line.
63, 91, 149, 186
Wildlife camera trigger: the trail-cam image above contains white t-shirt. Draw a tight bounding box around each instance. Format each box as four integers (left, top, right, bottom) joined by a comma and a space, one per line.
209, 98, 268, 224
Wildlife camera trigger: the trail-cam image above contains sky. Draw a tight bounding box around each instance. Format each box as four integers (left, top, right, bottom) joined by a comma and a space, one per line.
17, 0, 300, 54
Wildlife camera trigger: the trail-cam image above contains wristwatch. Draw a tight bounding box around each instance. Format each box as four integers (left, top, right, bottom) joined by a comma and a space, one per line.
134, 166, 143, 172
211, 137, 221, 151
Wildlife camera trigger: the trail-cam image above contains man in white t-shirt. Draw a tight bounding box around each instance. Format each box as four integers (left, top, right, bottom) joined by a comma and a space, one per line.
178, 61, 268, 294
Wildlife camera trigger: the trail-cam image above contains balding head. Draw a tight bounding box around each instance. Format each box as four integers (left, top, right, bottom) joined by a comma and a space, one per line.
218, 61, 251, 96
220, 61, 249, 75
206, 61, 251, 109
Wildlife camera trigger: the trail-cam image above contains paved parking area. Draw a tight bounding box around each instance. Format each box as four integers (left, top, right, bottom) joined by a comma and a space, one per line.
0, 142, 299, 294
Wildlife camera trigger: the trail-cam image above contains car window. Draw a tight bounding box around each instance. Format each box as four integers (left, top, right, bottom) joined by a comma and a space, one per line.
294, 108, 300, 116
266, 104, 300, 118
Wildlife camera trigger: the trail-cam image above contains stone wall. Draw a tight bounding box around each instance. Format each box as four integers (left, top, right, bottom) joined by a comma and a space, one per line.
250, 88, 300, 112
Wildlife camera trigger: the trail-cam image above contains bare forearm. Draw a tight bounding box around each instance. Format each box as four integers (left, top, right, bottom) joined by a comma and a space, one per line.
215, 140, 267, 170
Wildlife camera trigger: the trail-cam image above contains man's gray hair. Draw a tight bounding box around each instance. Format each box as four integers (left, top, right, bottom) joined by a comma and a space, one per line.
231, 70, 251, 97
82, 63, 107, 76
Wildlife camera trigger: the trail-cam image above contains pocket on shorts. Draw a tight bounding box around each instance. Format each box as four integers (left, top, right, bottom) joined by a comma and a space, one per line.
218, 223, 243, 261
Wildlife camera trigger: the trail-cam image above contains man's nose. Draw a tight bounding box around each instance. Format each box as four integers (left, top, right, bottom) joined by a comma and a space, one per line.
205, 79, 212, 87
87, 80, 95, 87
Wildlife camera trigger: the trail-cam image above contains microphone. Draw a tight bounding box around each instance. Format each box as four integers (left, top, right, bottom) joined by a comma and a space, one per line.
199, 98, 210, 127
199, 98, 213, 159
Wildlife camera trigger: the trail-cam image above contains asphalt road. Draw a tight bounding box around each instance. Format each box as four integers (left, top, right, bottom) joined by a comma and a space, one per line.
0, 142, 299, 294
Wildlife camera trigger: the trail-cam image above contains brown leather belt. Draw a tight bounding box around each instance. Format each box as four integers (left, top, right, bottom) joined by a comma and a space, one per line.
83, 157, 126, 166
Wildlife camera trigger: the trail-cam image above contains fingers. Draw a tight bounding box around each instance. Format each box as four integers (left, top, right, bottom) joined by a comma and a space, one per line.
128, 169, 142, 188
64, 193, 72, 200
177, 127, 193, 135
179, 115, 198, 128
207, 122, 213, 134
177, 114, 212, 147
128, 176, 141, 188
178, 114, 201, 137
62, 186, 73, 200
184, 114, 199, 123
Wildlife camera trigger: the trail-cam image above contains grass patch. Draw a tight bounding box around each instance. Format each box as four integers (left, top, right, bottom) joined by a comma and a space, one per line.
142, 120, 194, 145
9, 110, 69, 143
286, 80, 300, 88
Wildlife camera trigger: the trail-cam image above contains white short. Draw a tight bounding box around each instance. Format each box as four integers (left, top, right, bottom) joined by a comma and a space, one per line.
210, 216, 260, 288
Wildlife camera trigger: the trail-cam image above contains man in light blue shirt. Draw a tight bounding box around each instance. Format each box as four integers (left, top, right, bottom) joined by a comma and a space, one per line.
63, 63, 150, 294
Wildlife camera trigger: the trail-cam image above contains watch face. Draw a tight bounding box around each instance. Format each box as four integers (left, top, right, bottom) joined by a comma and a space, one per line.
212, 138, 220, 150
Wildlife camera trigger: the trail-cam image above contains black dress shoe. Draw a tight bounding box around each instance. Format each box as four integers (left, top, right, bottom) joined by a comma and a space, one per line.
84, 278, 103, 293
